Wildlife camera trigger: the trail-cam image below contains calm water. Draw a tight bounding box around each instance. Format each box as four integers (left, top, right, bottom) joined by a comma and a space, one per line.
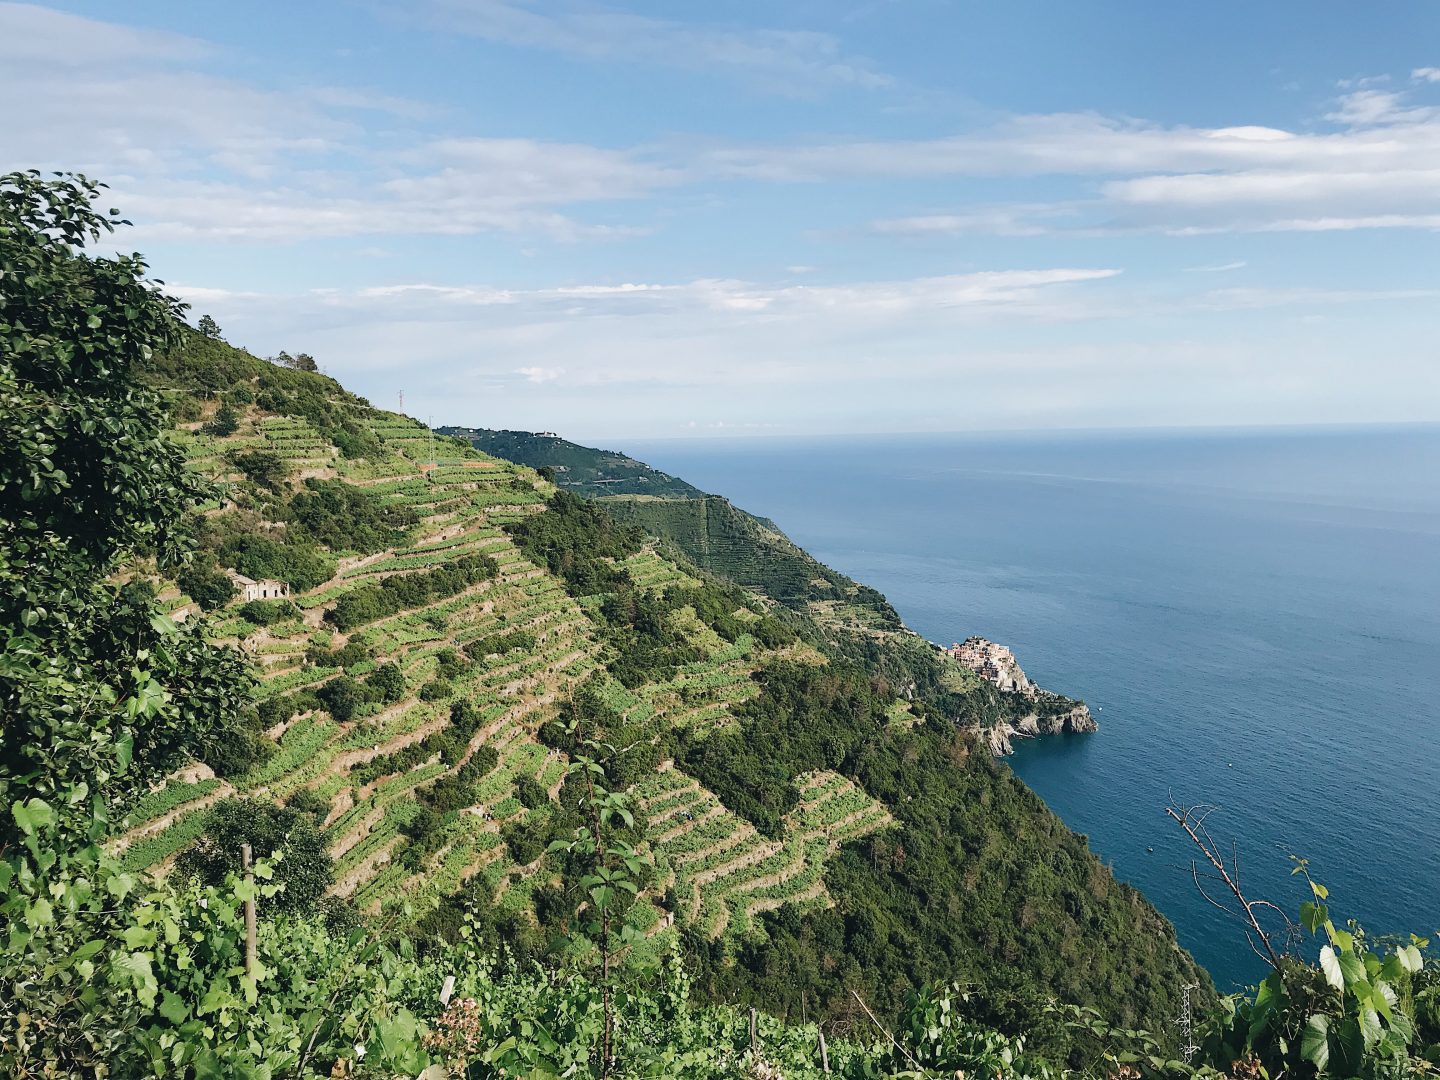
625, 426, 1440, 989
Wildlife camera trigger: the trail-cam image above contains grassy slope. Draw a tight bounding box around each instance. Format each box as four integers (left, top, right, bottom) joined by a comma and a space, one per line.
131, 336, 1210, 1036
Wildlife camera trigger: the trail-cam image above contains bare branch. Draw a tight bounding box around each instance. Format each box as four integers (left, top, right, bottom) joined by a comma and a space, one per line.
1167, 801, 1289, 972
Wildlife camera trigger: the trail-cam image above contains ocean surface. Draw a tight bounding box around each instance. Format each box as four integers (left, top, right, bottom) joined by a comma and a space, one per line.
625, 426, 1440, 990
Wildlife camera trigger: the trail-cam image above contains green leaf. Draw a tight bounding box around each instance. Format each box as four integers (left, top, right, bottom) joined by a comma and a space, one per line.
1339, 951, 1368, 990
113, 951, 159, 1007
1320, 946, 1344, 991
1398, 944, 1423, 973
1358, 1006, 1382, 1047
12, 797, 54, 835
1301, 1014, 1330, 1070
26, 896, 54, 929
158, 990, 189, 1024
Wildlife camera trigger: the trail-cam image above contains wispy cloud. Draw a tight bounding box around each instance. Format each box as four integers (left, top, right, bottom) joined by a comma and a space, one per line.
415, 0, 890, 97
1183, 261, 1247, 273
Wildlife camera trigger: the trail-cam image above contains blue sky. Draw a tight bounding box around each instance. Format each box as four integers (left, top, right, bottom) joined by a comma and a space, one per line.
5, 1, 1440, 439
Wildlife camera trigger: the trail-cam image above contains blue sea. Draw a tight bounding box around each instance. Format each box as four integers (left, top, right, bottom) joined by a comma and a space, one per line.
625, 426, 1440, 990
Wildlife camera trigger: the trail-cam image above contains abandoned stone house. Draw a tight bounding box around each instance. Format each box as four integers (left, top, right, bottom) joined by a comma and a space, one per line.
226, 570, 290, 602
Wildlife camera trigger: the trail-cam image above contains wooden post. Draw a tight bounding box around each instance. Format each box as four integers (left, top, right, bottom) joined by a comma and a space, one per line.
818, 1029, 831, 1073
749, 1006, 757, 1054
241, 842, 256, 977
440, 975, 456, 1007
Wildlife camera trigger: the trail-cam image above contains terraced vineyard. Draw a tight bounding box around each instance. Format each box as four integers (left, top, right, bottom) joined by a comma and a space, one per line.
638, 765, 893, 940
118, 401, 868, 948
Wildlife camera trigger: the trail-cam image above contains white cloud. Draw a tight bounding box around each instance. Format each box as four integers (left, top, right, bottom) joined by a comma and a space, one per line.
0, 4, 671, 243
1413, 67, 1440, 84
417, 0, 889, 97
515, 366, 566, 383
1325, 88, 1437, 126
1183, 261, 1247, 273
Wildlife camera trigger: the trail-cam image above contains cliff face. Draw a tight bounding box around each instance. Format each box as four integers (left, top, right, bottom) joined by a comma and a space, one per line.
985, 703, 1098, 754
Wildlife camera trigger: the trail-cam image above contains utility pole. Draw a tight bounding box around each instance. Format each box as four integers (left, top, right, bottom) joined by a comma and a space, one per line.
241, 842, 256, 977
1178, 982, 1198, 1064
398, 389, 405, 415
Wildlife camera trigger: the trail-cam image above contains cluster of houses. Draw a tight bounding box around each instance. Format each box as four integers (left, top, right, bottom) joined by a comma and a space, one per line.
943, 637, 1035, 697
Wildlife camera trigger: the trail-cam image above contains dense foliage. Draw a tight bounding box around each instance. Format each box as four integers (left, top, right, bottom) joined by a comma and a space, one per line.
287, 477, 418, 554
177, 797, 334, 914
0, 171, 262, 839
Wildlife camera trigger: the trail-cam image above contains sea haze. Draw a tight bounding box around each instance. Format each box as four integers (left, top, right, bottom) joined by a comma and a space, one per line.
625, 425, 1440, 989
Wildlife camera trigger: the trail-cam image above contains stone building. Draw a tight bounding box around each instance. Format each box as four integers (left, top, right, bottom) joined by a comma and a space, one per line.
226, 570, 290, 603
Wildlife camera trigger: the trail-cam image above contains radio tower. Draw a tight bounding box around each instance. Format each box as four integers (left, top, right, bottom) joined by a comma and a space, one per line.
1177, 982, 1199, 1064
398, 389, 405, 414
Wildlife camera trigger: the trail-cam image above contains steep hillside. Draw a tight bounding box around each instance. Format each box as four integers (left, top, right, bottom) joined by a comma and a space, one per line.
441, 426, 707, 498
124, 332, 1210, 1036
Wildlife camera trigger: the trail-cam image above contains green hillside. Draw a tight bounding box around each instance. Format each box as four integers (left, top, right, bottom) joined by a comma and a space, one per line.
11, 174, 1434, 1078
114, 331, 1211, 1030
441, 426, 707, 499
600, 494, 903, 632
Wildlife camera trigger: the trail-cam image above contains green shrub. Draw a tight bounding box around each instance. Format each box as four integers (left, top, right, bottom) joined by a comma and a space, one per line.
239, 598, 300, 625
515, 776, 549, 811
367, 662, 406, 704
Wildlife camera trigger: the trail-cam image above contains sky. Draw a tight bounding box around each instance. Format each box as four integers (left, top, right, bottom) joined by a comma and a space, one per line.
5, 0, 1440, 440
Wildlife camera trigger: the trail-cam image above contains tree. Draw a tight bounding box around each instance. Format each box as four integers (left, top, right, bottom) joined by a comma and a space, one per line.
177, 797, 334, 914
272, 350, 317, 372
178, 560, 237, 611
0, 171, 256, 843
196, 313, 222, 339
228, 447, 289, 490
202, 400, 240, 436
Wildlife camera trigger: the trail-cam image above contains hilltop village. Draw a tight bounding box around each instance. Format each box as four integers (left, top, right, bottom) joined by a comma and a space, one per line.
943, 637, 1098, 752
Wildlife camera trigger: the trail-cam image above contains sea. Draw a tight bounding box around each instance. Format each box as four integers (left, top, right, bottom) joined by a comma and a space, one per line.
625, 425, 1440, 990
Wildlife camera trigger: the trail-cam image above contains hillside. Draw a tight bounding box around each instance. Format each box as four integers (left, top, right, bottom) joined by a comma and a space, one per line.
440, 426, 707, 499
110, 334, 1212, 1037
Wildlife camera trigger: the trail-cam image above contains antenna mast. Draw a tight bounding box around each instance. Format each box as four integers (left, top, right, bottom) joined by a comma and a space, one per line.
1177, 982, 1199, 1064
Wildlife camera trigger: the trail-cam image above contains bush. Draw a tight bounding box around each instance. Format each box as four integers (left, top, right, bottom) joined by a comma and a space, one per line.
317, 676, 368, 722
202, 401, 239, 436
367, 662, 406, 704
418, 678, 453, 702
285, 787, 331, 826
205, 727, 274, 779
219, 533, 336, 592
502, 819, 545, 865
515, 776, 549, 810
238, 598, 299, 625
